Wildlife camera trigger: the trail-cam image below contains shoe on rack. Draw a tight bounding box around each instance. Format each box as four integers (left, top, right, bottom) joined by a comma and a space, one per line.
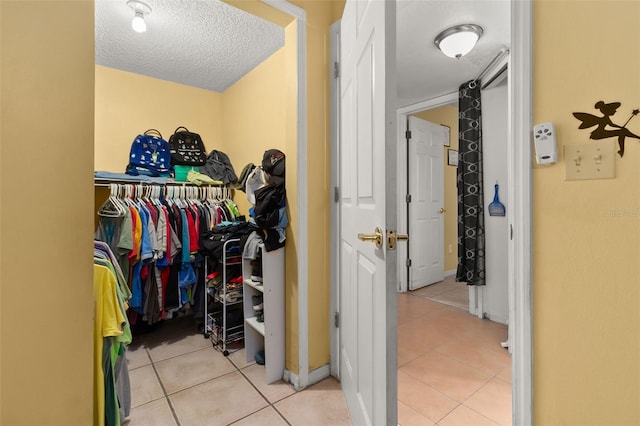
250, 258, 263, 282
252, 295, 263, 311
255, 350, 265, 365
256, 311, 264, 323
225, 291, 241, 303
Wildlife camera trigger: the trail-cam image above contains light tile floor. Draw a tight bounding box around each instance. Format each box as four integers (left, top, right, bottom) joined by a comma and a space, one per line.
124, 278, 510, 426
410, 275, 470, 310
124, 316, 351, 426
399, 277, 512, 425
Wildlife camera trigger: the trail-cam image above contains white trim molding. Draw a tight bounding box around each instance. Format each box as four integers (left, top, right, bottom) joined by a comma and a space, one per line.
329, 19, 341, 379
284, 364, 331, 391
509, 0, 533, 424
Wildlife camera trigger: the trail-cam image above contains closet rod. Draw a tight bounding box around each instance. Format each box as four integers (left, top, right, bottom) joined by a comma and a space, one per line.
473, 48, 510, 87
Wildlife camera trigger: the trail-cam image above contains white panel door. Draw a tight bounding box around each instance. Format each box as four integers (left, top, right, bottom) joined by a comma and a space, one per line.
408, 116, 446, 290
339, 0, 396, 424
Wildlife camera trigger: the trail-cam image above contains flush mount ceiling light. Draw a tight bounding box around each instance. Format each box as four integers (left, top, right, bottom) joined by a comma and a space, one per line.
127, 0, 152, 33
434, 24, 483, 59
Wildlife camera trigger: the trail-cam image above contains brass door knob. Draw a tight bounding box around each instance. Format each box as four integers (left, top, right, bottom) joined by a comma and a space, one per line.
357, 227, 383, 249
439, 208, 447, 214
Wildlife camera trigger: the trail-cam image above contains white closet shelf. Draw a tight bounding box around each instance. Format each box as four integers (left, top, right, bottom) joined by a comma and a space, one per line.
94, 176, 227, 187
244, 279, 264, 293
243, 246, 285, 384
245, 317, 266, 336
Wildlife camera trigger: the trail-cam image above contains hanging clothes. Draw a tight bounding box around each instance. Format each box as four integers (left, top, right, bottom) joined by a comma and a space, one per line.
95, 182, 242, 324
93, 242, 132, 426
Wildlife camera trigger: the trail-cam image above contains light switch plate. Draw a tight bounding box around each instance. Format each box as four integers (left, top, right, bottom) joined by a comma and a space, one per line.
564, 141, 616, 180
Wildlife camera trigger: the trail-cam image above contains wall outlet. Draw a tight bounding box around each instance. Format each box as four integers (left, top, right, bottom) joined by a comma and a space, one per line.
448, 244, 452, 254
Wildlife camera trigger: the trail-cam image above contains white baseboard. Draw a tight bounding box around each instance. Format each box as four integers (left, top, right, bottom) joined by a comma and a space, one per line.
445, 269, 457, 277
486, 313, 509, 326
284, 364, 331, 391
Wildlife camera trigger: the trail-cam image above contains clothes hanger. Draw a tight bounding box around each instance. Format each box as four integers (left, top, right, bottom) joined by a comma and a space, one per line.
154, 185, 163, 206
116, 184, 130, 216
98, 184, 126, 217
122, 184, 135, 207
174, 185, 185, 208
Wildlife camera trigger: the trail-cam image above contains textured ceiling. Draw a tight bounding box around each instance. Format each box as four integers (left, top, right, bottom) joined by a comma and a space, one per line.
95, 0, 285, 93
96, 0, 510, 103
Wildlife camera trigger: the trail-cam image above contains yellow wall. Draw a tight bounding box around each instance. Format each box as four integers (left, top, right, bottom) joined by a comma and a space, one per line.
290, 0, 334, 373
220, 22, 301, 372
283, 21, 301, 373
0, 2, 3, 417
533, 1, 640, 424
94, 66, 222, 172
229, 0, 335, 374
413, 106, 459, 272
220, 0, 337, 380
331, 0, 345, 23
221, 49, 286, 216
0, 2, 95, 424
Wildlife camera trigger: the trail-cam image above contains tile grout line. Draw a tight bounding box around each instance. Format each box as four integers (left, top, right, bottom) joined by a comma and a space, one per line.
434, 401, 462, 425
405, 291, 469, 311
230, 360, 293, 426
146, 342, 214, 364
456, 374, 507, 425
146, 348, 182, 426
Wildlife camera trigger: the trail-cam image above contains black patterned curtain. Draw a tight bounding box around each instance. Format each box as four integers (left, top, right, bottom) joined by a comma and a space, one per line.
456, 80, 486, 286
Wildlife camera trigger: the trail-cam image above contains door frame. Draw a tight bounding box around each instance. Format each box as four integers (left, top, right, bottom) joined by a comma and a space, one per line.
331, 1, 533, 424
401, 115, 447, 291
508, 2, 534, 424
329, 19, 341, 378
397, 92, 457, 293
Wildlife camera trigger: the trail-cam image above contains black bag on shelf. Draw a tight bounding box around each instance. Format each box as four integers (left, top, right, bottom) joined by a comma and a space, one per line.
168, 126, 207, 166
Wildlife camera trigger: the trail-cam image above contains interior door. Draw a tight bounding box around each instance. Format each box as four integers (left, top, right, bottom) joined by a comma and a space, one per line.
339, 0, 397, 424
408, 116, 446, 290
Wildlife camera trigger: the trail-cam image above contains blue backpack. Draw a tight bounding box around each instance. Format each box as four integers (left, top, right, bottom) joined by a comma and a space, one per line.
126, 129, 172, 177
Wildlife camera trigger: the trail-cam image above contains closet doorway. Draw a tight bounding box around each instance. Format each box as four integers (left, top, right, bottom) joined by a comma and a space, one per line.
94, 0, 312, 388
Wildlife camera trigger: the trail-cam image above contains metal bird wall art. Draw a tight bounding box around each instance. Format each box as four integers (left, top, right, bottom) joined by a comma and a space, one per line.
573, 101, 640, 157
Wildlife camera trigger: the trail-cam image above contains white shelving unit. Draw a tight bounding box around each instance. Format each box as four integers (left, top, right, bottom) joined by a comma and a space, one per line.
243, 244, 285, 384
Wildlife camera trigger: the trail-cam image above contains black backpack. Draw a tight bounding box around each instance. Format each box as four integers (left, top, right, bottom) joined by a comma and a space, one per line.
168, 126, 207, 166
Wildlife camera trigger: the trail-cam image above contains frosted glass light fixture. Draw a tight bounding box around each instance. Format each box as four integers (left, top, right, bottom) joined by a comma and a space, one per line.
127, 0, 151, 33
434, 24, 483, 59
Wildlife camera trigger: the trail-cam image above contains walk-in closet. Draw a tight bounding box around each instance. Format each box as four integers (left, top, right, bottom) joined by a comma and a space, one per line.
92, 2, 296, 423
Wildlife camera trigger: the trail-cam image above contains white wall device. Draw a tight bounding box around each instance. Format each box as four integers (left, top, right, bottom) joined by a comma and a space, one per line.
533, 122, 558, 164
